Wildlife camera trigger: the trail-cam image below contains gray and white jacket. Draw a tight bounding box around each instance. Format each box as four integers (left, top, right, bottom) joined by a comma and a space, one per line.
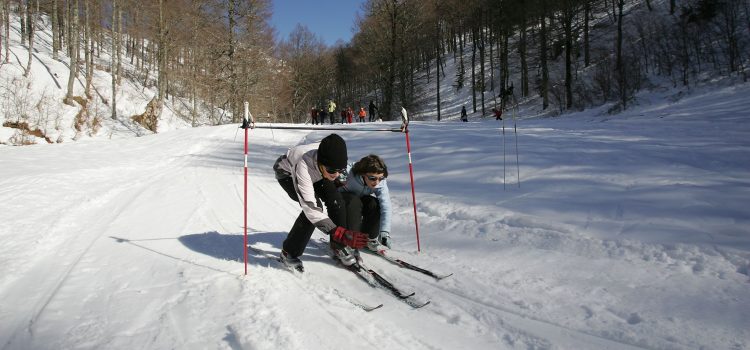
274, 142, 337, 233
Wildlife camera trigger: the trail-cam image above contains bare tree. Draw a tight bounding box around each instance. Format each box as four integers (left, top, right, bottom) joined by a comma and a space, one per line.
64, 0, 79, 105
24, 0, 37, 77
278, 24, 329, 122
111, 0, 119, 118
52, 0, 59, 60
539, 2, 550, 110
84, 0, 93, 98
616, 0, 626, 108
3, 0, 8, 63
0, 0, 3, 64
562, 1, 574, 110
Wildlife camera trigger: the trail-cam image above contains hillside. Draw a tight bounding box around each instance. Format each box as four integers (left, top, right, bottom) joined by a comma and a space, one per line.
0, 12, 201, 146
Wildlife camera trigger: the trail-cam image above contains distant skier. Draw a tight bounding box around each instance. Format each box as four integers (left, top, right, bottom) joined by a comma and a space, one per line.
346, 107, 354, 124
337, 155, 393, 255
319, 109, 328, 125
368, 100, 378, 122
358, 107, 366, 123
328, 99, 337, 125
460, 106, 468, 122
311, 107, 319, 125
273, 134, 368, 271
492, 107, 503, 120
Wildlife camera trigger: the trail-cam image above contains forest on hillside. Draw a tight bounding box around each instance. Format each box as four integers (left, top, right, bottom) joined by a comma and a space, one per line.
1, 0, 748, 127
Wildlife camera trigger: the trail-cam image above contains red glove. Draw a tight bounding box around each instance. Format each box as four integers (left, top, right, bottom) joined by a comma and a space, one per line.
331, 226, 368, 249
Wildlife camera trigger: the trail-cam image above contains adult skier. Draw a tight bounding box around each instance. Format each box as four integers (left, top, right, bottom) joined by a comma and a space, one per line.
273, 134, 368, 271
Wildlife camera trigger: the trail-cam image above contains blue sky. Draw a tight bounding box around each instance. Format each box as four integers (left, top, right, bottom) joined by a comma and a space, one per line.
270, 0, 367, 46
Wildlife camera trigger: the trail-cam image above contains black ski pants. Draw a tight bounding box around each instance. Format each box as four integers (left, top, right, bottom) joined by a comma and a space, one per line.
341, 192, 381, 240
278, 176, 347, 258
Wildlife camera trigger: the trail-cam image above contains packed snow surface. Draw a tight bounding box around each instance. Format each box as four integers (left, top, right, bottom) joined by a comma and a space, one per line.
1, 84, 749, 349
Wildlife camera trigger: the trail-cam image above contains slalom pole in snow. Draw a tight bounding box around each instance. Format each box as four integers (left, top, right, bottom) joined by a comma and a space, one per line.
502, 107, 506, 190
241, 102, 255, 275
512, 94, 520, 188
400, 107, 421, 252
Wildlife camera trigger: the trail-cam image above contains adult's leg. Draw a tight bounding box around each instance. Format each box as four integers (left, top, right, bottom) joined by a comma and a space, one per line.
278, 177, 317, 257
283, 211, 316, 257
278, 177, 298, 202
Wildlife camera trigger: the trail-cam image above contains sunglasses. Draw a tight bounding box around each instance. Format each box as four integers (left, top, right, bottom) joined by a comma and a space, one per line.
366, 175, 386, 182
324, 166, 345, 174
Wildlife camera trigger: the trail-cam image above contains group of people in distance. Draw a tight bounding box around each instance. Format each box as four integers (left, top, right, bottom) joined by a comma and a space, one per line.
460, 105, 504, 122
311, 100, 380, 125
273, 133, 391, 271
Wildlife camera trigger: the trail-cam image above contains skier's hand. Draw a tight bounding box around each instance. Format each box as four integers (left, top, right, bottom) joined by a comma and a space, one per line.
379, 231, 392, 249
331, 226, 368, 249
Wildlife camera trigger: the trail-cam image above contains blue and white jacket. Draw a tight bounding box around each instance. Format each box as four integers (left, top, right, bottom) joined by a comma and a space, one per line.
338, 163, 392, 236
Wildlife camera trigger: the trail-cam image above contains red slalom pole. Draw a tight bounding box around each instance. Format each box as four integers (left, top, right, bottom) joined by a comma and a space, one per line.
400, 107, 421, 252
404, 129, 421, 252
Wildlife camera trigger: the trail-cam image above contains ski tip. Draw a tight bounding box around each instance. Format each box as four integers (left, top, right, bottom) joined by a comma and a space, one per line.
410, 300, 431, 309
435, 273, 454, 280
398, 291, 416, 299
366, 304, 385, 312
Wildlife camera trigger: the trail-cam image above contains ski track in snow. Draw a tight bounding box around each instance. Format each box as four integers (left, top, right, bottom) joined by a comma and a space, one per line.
2, 97, 750, 349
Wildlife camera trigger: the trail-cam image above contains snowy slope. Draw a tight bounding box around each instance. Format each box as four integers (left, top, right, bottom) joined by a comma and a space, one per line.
2, 81, 749, 349
2, 6, 750, 350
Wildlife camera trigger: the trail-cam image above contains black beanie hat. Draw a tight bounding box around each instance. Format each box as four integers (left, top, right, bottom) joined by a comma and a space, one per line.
317, 134, 347, 170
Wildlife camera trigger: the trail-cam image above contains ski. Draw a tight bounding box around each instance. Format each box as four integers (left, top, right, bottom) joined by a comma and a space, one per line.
365, 249, 453, 280
309, 238, 430, 308
247, 245, 383, 312
331, 288, 384, 312
344, 262, 414, 299
354, 262, 431, 309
